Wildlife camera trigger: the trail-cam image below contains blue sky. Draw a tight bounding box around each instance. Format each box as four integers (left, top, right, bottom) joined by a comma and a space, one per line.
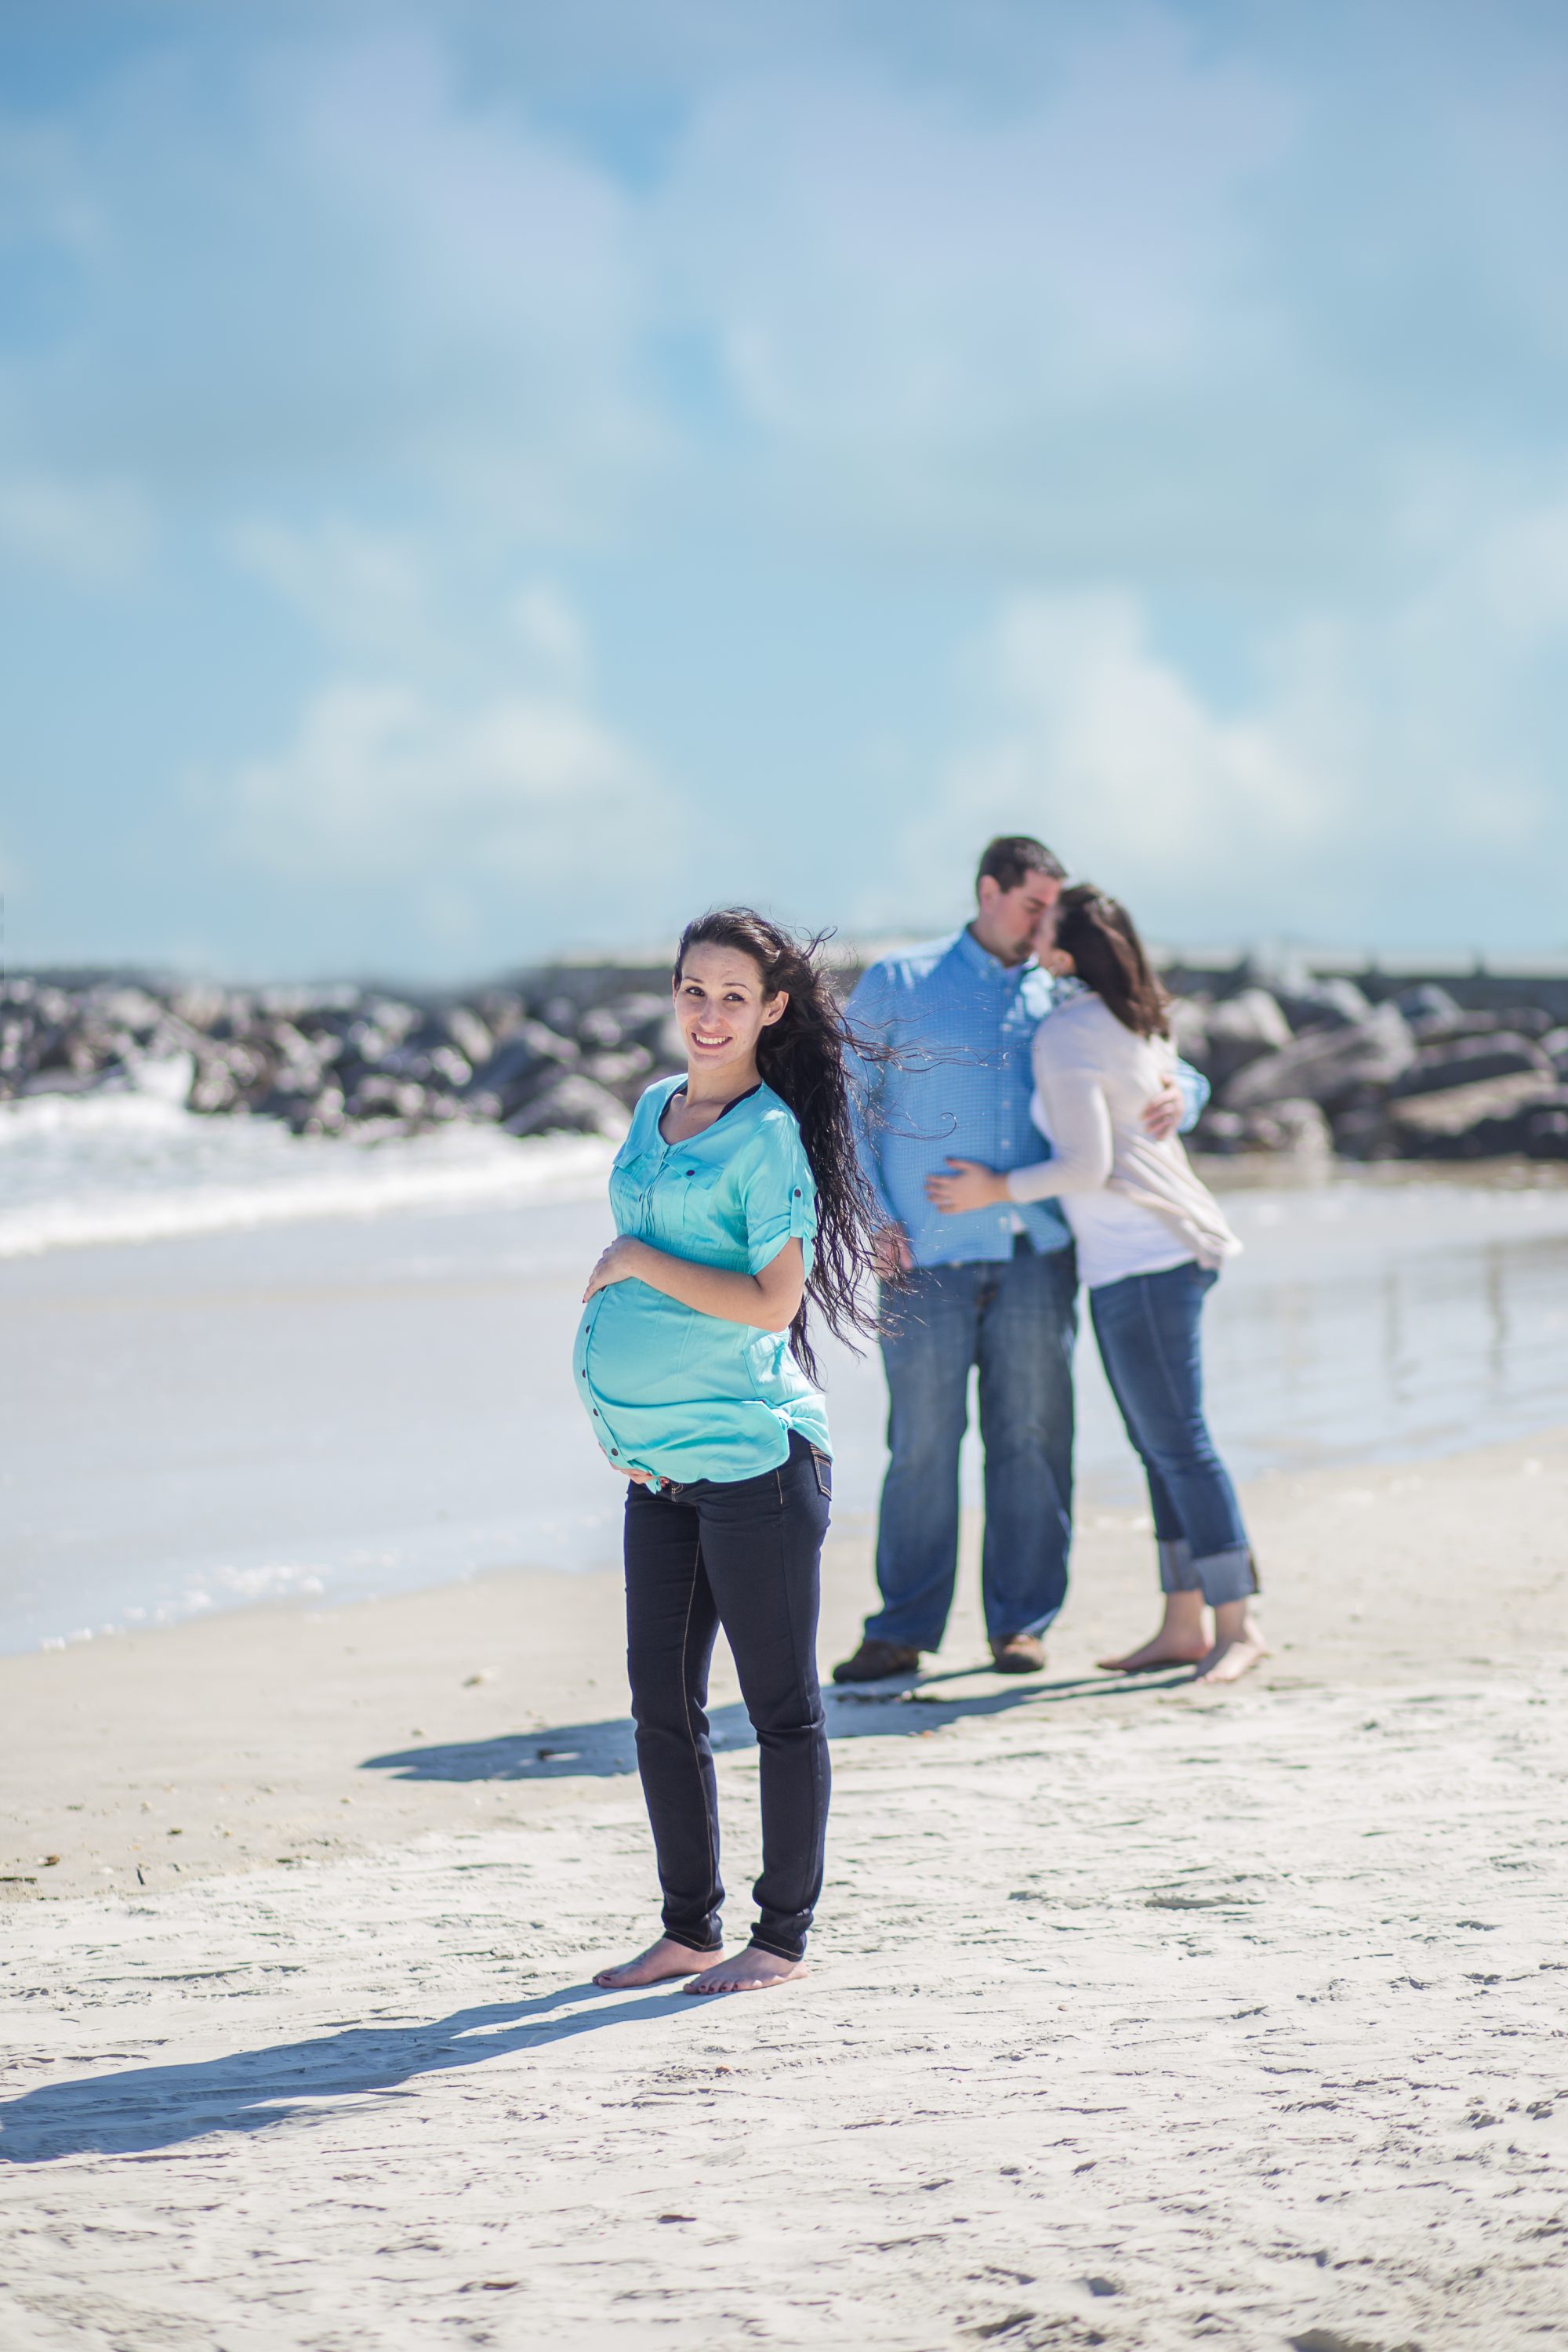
2, 0, 1566, 978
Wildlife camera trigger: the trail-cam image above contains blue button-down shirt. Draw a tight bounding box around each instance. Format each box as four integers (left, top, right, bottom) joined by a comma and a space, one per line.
845, 928, 1209, 1270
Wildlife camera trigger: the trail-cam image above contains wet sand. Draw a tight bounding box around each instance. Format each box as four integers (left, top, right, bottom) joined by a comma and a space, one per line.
4, 1428, 1567, 2349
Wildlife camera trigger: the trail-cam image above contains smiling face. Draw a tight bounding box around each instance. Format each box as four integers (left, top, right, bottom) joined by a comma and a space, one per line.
672, 942, 788, 1087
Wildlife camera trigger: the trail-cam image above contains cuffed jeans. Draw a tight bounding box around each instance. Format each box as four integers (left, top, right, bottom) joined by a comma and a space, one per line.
864, 1236, 1077, 1650
622, 1429, 832, 1964
1089, 1261, 1258, 1606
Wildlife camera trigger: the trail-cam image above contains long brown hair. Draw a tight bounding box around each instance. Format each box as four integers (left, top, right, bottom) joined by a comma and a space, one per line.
673, 909, 885, 1383
1052, 885, 1170, 1038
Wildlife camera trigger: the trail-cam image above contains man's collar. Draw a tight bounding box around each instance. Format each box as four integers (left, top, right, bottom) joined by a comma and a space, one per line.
956, 922, 1039, 981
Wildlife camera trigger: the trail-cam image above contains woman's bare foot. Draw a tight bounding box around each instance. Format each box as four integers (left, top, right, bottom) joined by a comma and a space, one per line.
1098, 1591, 1210, 1673
592, 1936, 719, 1990
1194, 1602, 1268, 1685
1098, 1631, 1212, 1672
683, 1947, 808, 1995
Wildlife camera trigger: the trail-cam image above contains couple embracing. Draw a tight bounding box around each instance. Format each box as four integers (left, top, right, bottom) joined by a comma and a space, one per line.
572, 837, 1263, 1998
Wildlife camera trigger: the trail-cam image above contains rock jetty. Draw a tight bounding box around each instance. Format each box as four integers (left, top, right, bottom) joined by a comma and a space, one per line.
4, 954, 1566, 1162
0, 967, 682, 1143
1167, 958, 1568, 1162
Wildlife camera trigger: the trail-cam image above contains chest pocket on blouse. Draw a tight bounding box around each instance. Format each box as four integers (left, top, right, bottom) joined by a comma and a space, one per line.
609, 1146, 665, 1236
675, 1161, 730, 1250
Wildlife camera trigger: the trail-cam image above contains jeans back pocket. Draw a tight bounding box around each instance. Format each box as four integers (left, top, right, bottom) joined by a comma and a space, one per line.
809, 1446, 833, 1501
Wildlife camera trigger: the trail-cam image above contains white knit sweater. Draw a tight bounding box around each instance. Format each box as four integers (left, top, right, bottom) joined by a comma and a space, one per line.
1004, 992, 1240, 1289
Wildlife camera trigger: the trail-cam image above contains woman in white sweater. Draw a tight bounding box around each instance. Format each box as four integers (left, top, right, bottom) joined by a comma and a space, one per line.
927, 885, 1265, 1685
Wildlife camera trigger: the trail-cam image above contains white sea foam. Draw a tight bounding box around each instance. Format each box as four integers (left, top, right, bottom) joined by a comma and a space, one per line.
0, 1090, 618, 1258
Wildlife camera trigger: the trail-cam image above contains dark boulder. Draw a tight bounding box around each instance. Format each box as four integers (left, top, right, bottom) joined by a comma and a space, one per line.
503, 1075, 630, 1141
1167, 997, 1211, 1069
1196, 989, 1292, 1087
17, 1065, 124, 1098
465, 1023, 580, 1117
1388, 1033, 1555, 1139
579, 992, 673, 1056
1524, 1093, 1568, 1159
1271, 975, 1372, 1032
1392, 982, 1462, 1028
1191, 1107, 1247, 1154
1222, 1003, 1415, 1112
1406, 1006, 1553, 1047
583, 1046, 655, 1098
1332, 1099, 1403, 1160
442, 1005, 494, 1068
1238, 1098, 1334, 1158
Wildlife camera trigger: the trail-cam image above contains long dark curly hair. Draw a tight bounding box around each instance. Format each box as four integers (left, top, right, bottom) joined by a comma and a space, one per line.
673, 909, 887, 1385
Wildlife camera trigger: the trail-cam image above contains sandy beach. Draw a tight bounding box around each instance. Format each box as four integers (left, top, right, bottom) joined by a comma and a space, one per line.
5, 1425, 1567, 2350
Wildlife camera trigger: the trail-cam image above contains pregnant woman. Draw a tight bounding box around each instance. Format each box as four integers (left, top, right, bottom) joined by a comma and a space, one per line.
927, 885, 1266, 1686
575, 909, 880, 1993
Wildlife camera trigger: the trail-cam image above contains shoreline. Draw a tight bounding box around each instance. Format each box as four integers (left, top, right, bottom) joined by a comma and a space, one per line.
5, 1422, 1566, 1905
9, 1170, 1568, 1657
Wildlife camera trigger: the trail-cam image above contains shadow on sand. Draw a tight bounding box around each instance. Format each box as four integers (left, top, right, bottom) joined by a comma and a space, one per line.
361, 1663, 1197, 1784
1, 1671, 1200, 2168
0, 1984, 701, 2165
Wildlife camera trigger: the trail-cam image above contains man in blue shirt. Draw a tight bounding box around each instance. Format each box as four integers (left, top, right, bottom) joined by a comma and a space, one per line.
835, 834, 1205, 1682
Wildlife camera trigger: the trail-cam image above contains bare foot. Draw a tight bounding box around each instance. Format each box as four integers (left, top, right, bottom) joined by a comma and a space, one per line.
1098, 1590, 1210, 1673
1194, 1606, 1268, 1686
1098, 1632, 1210, 1673
683, 1947, 808, 1995
592, 1936, 719, 1989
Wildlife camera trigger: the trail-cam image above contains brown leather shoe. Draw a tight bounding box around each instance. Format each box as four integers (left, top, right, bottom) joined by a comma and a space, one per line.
989, 1632, 1047, 1675
833, 1639, 921, 1684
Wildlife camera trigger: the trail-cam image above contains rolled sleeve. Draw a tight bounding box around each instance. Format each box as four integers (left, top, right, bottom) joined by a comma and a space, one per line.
1174, 1056, 1210, 1131
742, 1133, 819, 1276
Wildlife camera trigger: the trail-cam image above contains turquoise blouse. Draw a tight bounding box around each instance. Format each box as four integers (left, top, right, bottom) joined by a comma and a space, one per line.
573, 1075, 830, 1486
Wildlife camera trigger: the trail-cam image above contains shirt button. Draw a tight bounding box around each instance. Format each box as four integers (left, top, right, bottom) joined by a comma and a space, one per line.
609, 1449, 620, 1458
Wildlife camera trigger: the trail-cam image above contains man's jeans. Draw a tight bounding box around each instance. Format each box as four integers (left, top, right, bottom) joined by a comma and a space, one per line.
622, 1429, 832, 1963
1089, 1261, 1256, 1607
865, 1237, 1077, 1650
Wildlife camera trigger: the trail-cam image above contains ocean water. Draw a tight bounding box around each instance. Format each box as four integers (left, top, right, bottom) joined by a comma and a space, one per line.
3, 1095, 1568, 1652
0, 1087, 619, 1255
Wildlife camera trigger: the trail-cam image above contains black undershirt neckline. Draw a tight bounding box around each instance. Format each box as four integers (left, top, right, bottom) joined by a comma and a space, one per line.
658, 1077, 762, 1145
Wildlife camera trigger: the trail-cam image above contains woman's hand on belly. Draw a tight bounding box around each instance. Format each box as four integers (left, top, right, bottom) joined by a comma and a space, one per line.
586, 1234, 804, 1333
583, 1235, 652, 1302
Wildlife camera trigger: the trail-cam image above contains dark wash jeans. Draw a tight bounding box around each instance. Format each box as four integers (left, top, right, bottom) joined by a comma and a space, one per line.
864, 1236, 1078, 1651
622, 1428, 832, 1964
1089, 1261, 1256, 1606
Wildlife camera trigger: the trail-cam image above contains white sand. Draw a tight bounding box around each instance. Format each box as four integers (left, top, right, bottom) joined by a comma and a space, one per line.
4, 1431, 1568, 2350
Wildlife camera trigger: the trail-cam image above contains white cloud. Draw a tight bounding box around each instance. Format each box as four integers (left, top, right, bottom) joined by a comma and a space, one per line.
1472, 499, 1568, 642
222, 543, 673, 925
891, 505, 1568, 949
232, 517, 434, 664
0, 470, 152, 584
230, 673, 664, 885
508, 583, 591, 696
896, 590, 1325, 912
661, 19, 1290, 440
